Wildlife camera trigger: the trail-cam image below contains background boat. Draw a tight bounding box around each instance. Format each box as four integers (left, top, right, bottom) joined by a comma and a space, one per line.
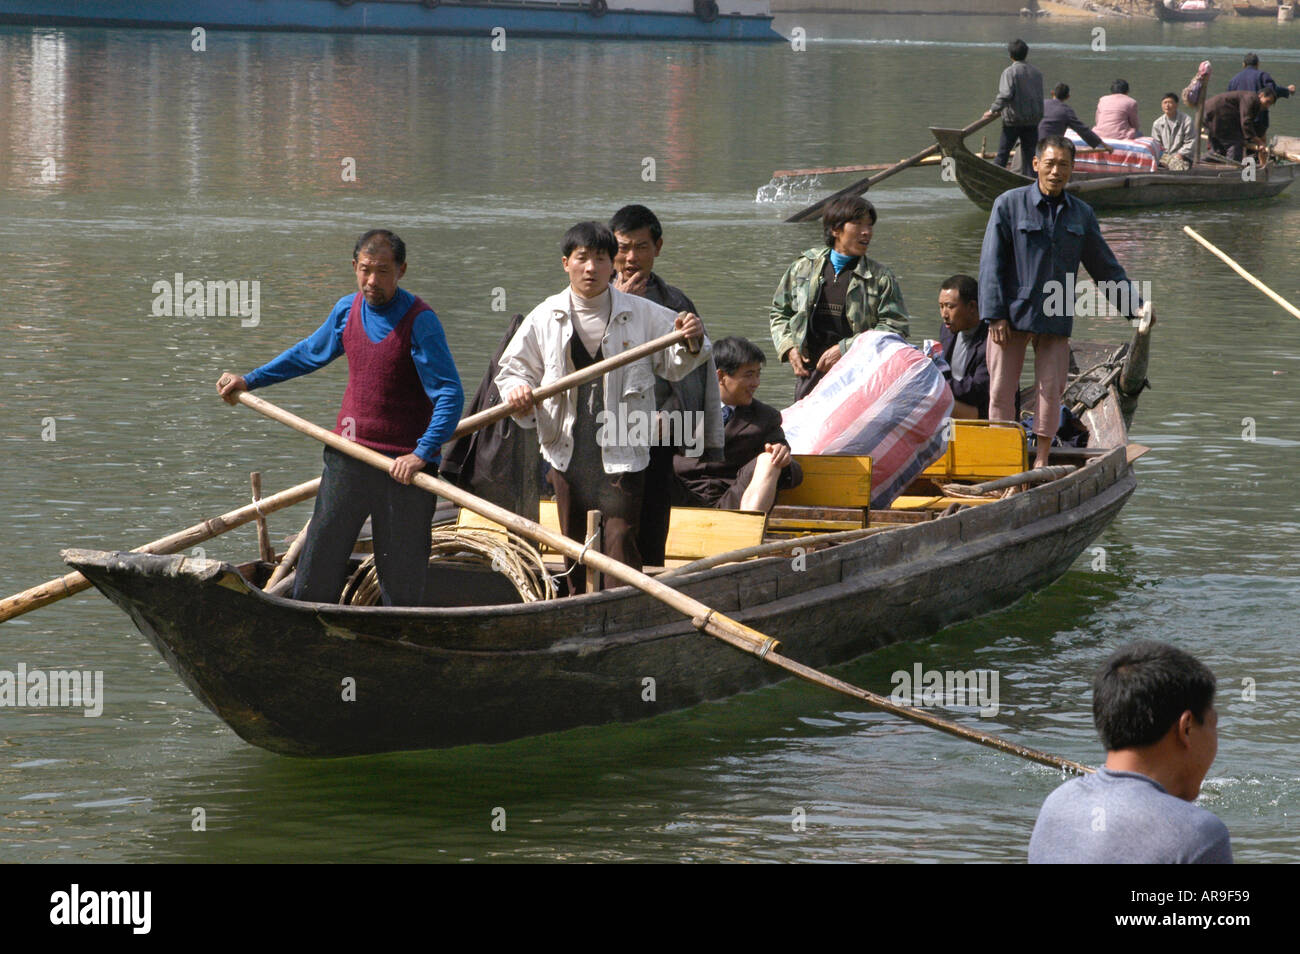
931, 126, 1297, 210
1153, 0, 1223, 21
0, 0, 781, 41
1233, 1, 1279, 15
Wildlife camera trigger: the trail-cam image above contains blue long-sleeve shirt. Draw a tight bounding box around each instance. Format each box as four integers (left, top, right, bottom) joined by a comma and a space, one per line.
978, 184, 1141, 338
243, 289, 464, 463
1228, 67, 1291, 99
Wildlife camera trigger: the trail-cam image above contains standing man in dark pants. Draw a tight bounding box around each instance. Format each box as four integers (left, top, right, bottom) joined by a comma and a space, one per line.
984, 38, 1044, 174
1227, 52, 1295, 141
217, 229, 464, 606
609, 204, 723, 567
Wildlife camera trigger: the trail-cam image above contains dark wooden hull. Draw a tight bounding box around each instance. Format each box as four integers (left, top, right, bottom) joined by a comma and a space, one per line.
1234, 3, 1279, 15
931, 126, 1298, 210
66, 427, 1138, 757
1154, 2, 1222, 20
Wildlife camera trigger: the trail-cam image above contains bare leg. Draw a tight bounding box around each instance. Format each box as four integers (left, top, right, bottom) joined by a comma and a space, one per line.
739, 452, 783, 513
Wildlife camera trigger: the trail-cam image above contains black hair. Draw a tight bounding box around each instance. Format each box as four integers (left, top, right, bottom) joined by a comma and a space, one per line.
940, 274, 978, 304
1244, 52, 1259, 68
1162, 92, 1179, 105
609, 204, 663, 243
562, 221, 618, 260
1036, 134, 1076, 160
1093, 641, 1217, 751
1052, 83, 1070, 100
1111, 79, 1130, 95
821, 195, 877, 247
353, 229, 406, 266
1009, 38, 1028, 61
713, 336, 767, 375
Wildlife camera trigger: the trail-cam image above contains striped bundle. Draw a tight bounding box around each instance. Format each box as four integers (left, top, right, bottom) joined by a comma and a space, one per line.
781, 331, 953, 510
1066, 131, 1161, 173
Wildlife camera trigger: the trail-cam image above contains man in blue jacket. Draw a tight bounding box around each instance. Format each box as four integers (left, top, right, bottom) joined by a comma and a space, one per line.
1227, 52, 1295, 139
978, 135, 1150, 468
938, 275, 990, 420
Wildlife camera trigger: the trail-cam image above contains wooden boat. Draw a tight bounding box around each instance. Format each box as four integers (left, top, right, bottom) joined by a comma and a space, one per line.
1153, 1, 1222, 21
65, 327, 1153, 757
931, 126, 1298, 211
1233, 1, 1278, 15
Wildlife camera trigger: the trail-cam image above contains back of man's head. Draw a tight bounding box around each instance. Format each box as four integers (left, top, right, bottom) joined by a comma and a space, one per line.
609, 204, 663, 243
1052, 83, 1070, 101
1093, 640, 1216, 751
1008, 38, 1028, 62
1244, 52, 1259, 68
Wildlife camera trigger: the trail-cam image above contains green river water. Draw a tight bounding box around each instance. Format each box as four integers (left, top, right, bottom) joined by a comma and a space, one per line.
0, 14, 1296, 864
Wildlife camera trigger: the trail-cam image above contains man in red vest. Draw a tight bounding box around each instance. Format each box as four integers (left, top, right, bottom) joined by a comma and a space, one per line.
217, 230, 464, 606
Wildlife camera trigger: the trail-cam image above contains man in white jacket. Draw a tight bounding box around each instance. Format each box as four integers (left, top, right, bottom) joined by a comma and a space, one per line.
496, 221, 709, 591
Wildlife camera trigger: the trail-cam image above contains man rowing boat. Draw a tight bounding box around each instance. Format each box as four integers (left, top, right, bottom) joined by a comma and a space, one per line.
216, 230, 464, 606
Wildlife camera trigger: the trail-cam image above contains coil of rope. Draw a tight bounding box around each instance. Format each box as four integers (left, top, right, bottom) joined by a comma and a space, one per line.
340, 525, 557, 606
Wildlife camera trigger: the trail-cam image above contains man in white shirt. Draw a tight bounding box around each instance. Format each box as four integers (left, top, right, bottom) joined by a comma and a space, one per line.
496, 221, 708, 591
1151, 92, 1195, 171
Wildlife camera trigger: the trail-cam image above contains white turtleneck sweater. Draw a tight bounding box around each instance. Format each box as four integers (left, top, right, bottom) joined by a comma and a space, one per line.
570, 288, 611, 357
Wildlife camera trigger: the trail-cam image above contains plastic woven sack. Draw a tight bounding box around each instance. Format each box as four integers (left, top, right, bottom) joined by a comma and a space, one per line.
1065, 131, 1162, 173
781, 331, 953, 509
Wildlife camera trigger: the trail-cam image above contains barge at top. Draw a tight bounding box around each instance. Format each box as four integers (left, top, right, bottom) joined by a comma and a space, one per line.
0, 0, 781, 41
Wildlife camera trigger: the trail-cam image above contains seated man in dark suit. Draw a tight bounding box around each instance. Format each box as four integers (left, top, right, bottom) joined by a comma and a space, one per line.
938, 274, 990, 420
673, 336, 802, 513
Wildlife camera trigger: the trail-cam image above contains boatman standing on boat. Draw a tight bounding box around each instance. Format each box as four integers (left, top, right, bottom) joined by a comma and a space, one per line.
496, 221, 709, 592
216, 229, 464, 606
978, 135, 1150, 469
770, 195, 911, 401
1203, 87, 1278, 163
1227, 52, 1295, 142
982, 38, 1044, 174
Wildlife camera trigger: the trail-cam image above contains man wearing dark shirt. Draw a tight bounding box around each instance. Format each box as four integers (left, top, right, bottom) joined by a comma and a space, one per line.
1227, 52, 1296, 139
983, 38, 1044, 173
216, 230, 464, 606
1204, 88, 1277, 162
978, 136, 1148, 468
609, 204, 724, 566
938, 275, 990, 420
1038, 83, 1107, 151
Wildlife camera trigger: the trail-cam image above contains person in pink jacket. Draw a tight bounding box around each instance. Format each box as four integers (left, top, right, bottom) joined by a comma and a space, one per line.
1093, 79, 1141, 140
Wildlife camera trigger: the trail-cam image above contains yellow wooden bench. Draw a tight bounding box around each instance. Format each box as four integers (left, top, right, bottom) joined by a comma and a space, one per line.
921, 420, 1027, 479
771, 454, 872, 534
457, 501, 766, 568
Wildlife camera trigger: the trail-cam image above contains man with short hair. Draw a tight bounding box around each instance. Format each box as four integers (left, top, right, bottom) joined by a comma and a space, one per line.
673, 336, 802, 514
609, 204, 724, 567
979, 135, 1149, 468
496, 221, 709, 592
983, 38, 1044, 173
937, 275, 990, 420
1038, 83, 1107, 151
216, 230, 464, 606
1152, 92, 1196, 171
1204, 87, 1278, 162
1029, 640, 1232, 864
1093, 79, 1140, 141
1227, 52, 1295, 140
770, 195, 911, 402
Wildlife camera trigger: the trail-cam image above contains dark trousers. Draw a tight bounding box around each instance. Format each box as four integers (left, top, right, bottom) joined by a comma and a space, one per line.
549, 466, 644, 594
996, 123, 1039, 173
294, 446, 435, 606
637, 444, 675, 566
1208, 135, 1246, 162
794, 365, 827, 402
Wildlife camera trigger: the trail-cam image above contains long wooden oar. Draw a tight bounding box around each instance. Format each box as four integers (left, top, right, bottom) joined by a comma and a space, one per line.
449, 327, 691, 440
0, 478, 321, 624
784, 112, 999, 223
1184, 226, 1300, 320
237, 390, 1092, 776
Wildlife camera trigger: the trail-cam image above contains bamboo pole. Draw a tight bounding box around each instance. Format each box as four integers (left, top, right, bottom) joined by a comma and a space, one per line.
449, 328, 692, 440
0, 478, 321, 624
236, 390, 1093, 776
785, 112, 1000, 223
250, 472, 275, 564
1183, 226, 1300, 320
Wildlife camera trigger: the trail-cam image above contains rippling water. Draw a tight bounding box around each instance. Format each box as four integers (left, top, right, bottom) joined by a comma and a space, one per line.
1, 15, 1297, 863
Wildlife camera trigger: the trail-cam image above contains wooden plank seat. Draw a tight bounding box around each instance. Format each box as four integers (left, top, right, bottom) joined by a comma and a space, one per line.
771, 454, 872, 535
457, 501, 766, 568
921, 419, 1028, 480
